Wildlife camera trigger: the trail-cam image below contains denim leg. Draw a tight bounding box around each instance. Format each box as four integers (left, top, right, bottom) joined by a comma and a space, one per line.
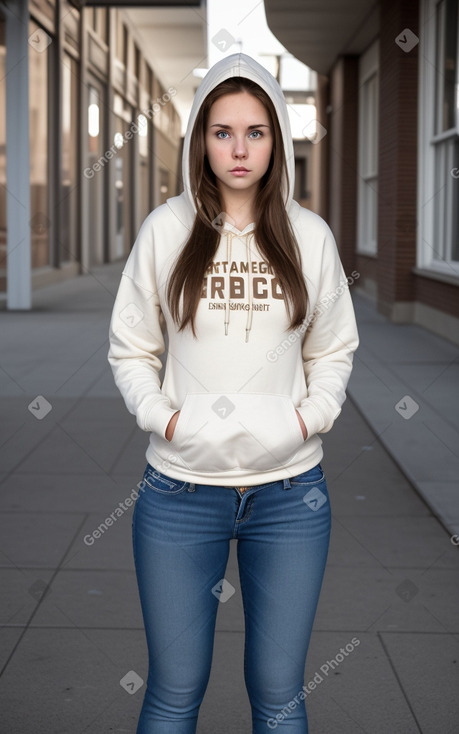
236, 466, 331, 732
132, 469, 232, 733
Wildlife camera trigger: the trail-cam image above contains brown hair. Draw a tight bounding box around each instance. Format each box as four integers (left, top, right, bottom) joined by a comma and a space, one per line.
166, 76, 308, 337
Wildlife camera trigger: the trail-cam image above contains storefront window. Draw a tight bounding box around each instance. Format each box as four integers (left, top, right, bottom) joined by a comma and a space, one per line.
138, 112, 151, 220
113, 112, 133, 258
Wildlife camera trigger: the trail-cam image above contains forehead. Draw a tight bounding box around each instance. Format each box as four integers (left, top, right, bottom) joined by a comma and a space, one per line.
207, 91, 269, 121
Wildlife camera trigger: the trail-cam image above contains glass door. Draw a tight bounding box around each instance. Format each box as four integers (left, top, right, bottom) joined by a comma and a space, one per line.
113, 106, 133, 258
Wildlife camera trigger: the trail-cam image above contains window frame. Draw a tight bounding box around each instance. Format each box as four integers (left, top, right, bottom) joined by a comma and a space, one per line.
417, 0, 459, 278
356, 39, 379, 257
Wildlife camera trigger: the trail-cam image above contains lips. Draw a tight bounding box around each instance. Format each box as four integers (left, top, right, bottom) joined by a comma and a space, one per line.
230, 167, 249, 172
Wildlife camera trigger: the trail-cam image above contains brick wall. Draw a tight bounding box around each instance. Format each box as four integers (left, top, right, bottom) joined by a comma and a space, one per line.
324, 0, 458, 339
415, 275, 459, 319
377, 0, 419, 314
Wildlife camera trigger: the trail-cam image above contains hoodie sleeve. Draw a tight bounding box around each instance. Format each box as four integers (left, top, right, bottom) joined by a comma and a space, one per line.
107, 217, 178, 439
295, 223, 360, 438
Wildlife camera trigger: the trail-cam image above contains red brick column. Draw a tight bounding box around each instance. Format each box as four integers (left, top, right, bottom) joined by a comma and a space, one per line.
377, 0, 419, 317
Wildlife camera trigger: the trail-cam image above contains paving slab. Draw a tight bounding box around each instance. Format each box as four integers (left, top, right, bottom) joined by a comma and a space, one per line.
61, 509, 137, 571
379, 632, 459, 734
17, 423, 112, 476
303, 631, 420, 734
0, 628, 24, 671
0, 568, 55, 626
316, 565, 459, 634
0, 472, 140, 513
0, 511, 85, 568
30, 569, 143, 629
110, 428, 154, 476
329, 513, 457, 568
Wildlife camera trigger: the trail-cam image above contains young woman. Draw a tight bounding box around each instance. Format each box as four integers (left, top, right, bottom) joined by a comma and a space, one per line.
108, 52, 359, 734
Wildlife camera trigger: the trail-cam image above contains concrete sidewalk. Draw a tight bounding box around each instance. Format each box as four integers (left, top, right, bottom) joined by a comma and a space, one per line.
0, 261, 458, 733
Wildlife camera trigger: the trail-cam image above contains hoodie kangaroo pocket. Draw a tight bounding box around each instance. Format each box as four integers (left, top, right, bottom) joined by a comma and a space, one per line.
170, 392, 305, 473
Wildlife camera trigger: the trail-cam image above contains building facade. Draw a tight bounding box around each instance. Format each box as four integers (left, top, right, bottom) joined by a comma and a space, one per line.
0, 0, 184, 305
266, 0, 459, 346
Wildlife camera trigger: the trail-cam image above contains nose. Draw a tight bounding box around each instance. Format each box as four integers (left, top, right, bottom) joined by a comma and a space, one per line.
232, 135, 248, 159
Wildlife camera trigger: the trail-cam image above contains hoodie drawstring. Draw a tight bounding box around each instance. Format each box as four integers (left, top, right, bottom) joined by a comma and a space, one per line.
245, 233, 254, 342
223, 230, 255, 343
224, 231, 233, 337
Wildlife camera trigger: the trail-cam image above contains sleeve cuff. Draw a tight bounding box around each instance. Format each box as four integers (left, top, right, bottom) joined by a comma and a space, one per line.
143, 402, 179, 439
296, 403, 331, 438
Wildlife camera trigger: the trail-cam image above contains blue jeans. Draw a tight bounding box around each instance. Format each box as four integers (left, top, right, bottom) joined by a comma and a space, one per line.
132, 462, 331, 733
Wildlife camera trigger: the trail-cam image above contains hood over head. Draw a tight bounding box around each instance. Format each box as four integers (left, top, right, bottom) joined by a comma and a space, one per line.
180, 52, 295, 222
167, 53, 297, 343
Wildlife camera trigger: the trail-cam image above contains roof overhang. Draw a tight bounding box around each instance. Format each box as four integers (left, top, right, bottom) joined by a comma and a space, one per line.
264, 0, 380, 76
71, 1, 200, 6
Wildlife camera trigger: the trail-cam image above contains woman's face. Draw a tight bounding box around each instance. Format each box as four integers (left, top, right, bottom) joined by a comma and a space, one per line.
205, 91, 273, 204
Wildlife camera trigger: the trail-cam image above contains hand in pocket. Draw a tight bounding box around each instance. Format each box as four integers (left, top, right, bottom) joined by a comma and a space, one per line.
295, 409, 308, 440
165, 411, 180, 442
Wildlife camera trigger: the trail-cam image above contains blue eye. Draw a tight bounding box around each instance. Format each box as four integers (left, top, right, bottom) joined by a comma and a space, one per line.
214, 130, 264, 140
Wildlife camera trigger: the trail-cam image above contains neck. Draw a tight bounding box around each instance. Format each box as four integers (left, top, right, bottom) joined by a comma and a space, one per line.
218, 188, 257, 231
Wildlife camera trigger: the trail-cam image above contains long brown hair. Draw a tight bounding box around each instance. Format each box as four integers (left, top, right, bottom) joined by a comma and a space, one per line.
167, 76, 308, 338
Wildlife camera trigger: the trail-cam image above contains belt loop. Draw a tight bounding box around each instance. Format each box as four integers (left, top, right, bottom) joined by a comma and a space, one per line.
283, 477, 292, 490
187, 482, 196, 492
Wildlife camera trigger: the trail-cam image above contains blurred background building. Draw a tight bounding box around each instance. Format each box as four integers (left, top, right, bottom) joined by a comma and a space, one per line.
0, 0, 458, 347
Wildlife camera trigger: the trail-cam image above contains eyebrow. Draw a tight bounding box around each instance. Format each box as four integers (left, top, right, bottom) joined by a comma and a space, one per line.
209, 124, 270, 130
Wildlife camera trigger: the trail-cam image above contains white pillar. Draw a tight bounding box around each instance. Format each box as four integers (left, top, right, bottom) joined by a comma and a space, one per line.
5, 0, 31, 309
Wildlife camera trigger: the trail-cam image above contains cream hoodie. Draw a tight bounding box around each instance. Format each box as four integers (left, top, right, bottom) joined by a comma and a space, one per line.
107, 53, 360, 486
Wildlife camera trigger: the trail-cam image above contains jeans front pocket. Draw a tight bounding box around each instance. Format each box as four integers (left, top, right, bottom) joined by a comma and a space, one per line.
289, 462, 326, 487
141, 464, 190, 495
289, 463, 330, 516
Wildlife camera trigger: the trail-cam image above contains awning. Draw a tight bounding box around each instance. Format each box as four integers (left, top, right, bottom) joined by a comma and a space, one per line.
264, 0, 380, 75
